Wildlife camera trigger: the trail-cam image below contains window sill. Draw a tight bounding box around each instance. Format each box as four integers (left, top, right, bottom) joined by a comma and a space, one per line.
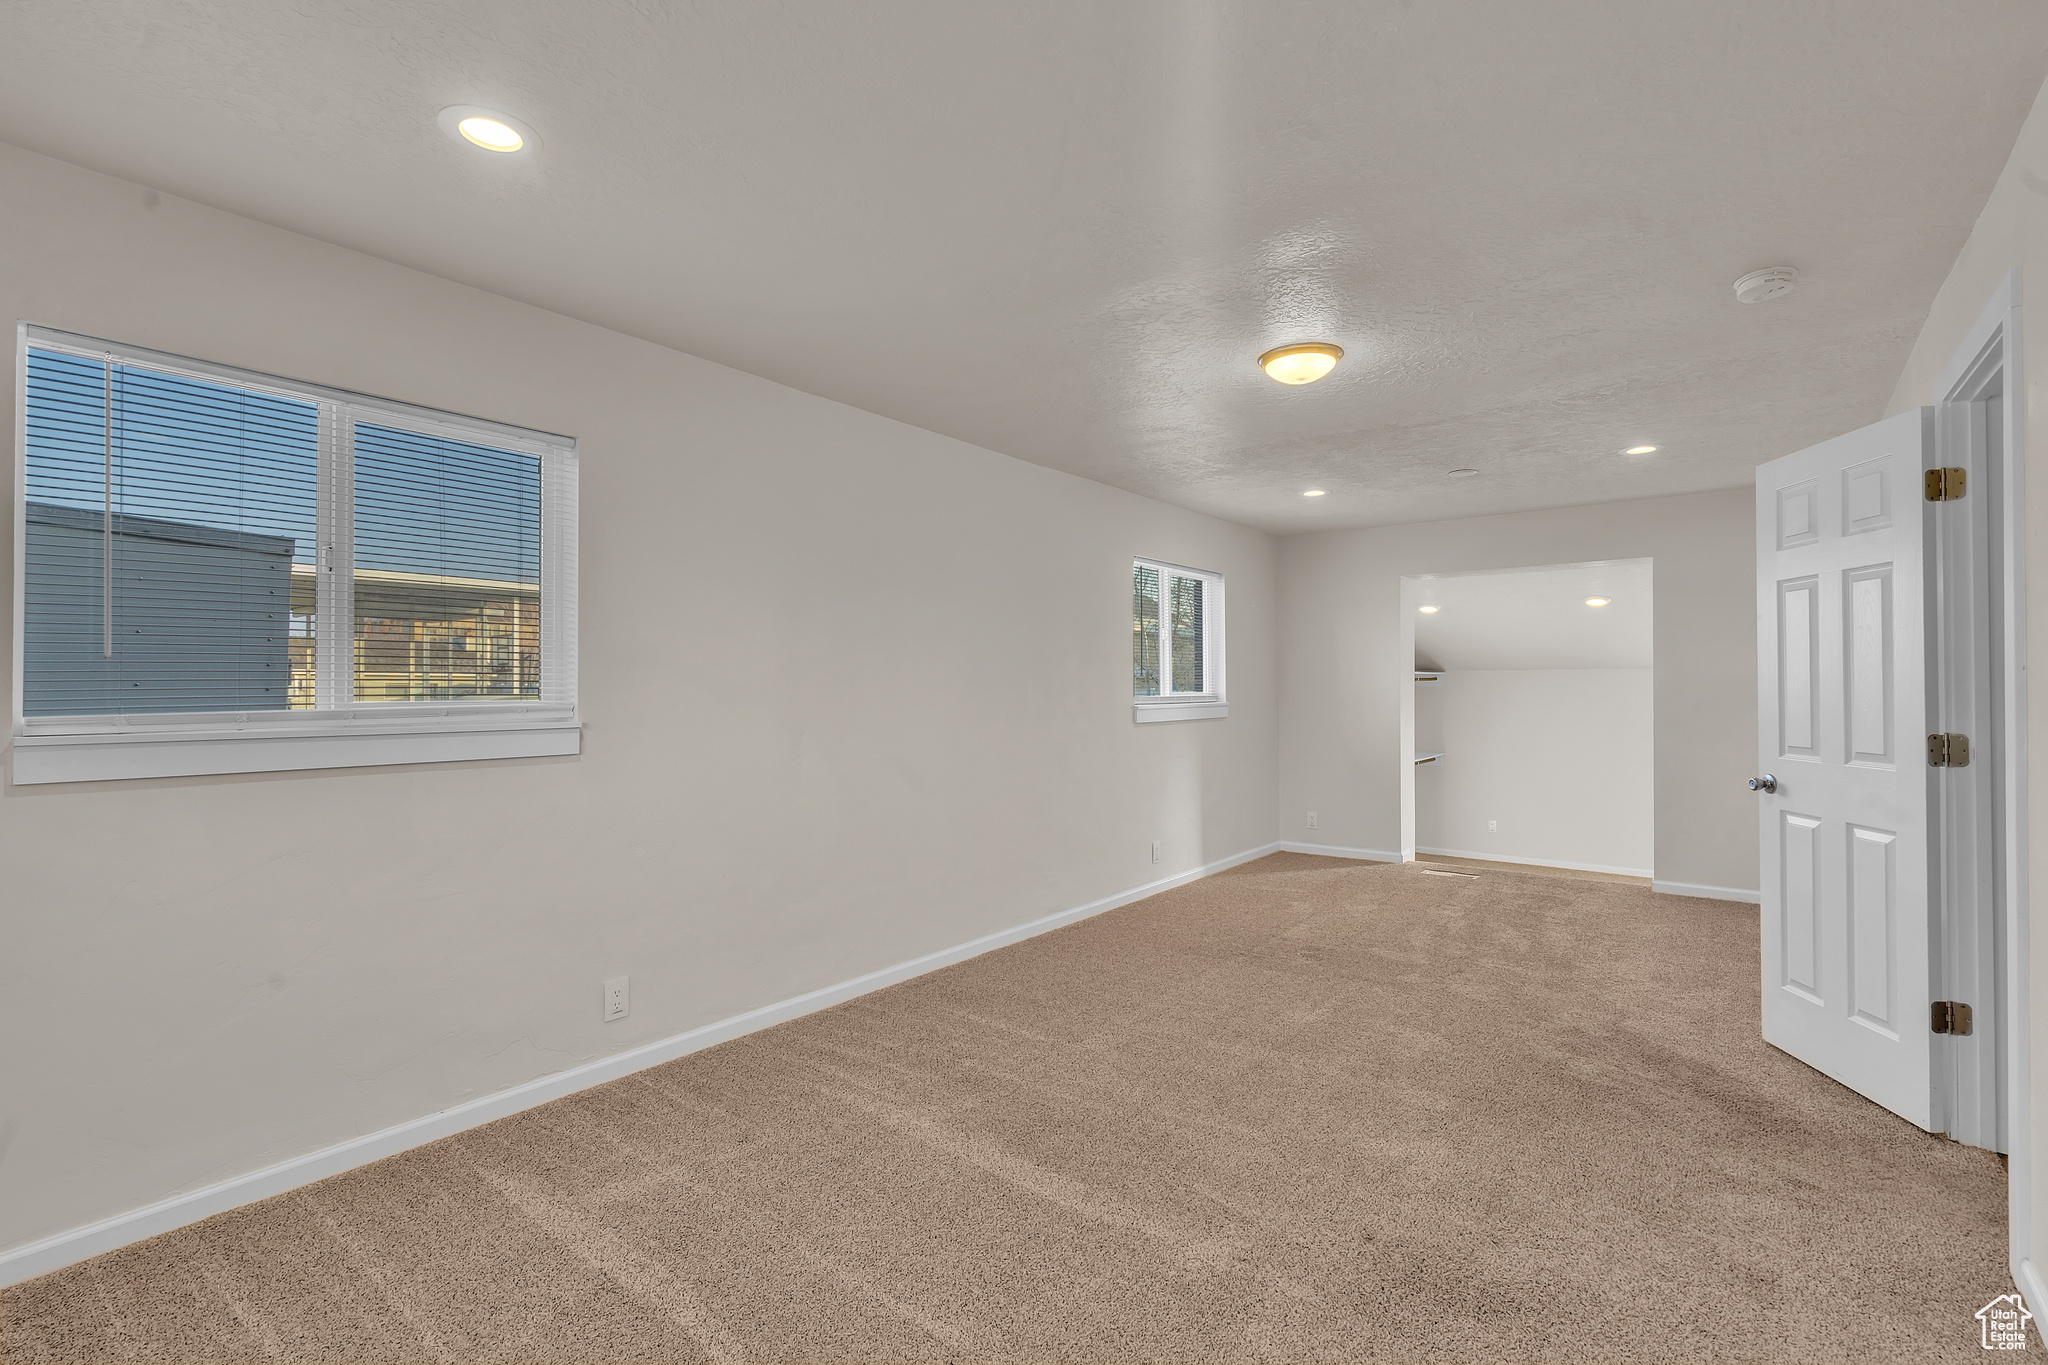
1133, 700, 1229, 723
10, 721, 580, 785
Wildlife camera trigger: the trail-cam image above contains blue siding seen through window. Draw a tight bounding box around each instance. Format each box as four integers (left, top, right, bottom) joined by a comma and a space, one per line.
23, 348, 317, 715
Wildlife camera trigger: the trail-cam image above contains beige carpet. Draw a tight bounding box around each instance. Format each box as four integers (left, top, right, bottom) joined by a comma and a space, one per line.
2, 853, 2028, 1362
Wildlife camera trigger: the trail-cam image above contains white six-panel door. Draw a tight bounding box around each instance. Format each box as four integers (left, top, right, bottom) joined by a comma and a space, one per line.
1755, 408, 1936, 1130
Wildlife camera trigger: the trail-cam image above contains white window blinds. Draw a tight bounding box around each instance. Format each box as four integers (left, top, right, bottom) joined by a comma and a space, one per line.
18, 328, 576, 737
1132, 558, 1222, 706
1169, 571, 1204, 694
23, 348, 319, 715
1133, 563, 1162, 696
351, 422, 542, 704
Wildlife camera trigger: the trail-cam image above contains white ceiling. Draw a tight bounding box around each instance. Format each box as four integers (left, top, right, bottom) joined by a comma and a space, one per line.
1413, 561, 1652, 671
1, 3, 2045, 533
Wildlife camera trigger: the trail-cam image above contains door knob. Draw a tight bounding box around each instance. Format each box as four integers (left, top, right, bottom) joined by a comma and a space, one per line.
1749, 774, 1777, 793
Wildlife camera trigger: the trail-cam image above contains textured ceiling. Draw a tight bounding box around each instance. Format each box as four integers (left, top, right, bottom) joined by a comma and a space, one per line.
1, 2, 2045, 533
1413, 561, 1652, 671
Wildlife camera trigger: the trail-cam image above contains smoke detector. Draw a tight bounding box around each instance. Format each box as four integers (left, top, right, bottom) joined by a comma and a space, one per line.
1733, 267, 1799, 304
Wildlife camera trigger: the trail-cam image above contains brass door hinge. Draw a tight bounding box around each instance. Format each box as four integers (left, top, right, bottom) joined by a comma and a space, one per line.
1928, 733, 1972, 767
1926, 467, 1968, 501
1932, 1001, 1975, 1035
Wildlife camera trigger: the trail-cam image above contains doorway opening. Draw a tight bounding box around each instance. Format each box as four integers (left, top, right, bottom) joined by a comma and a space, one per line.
1399, 559, 1654, 881
1749, 270, 2029, 1310
1927, 269, 2029, 1297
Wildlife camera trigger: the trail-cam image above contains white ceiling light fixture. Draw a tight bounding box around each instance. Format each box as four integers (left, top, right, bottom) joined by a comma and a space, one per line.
438, 105, 540, 154
1302, 489, 1328, 497
1625, 445, 1658, 455
1584, 597, 1610, 607
1447, 467, 1479, 479
1258, 343, 1343, 385
1418, 605, 1440, 614
1733, 267, 1799, 303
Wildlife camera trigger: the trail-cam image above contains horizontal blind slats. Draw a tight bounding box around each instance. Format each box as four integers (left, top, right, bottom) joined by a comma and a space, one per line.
23, 348, 320, 716
23, 345, 562, 724
351, 421, 542, 704
1170, 574, 1204, 694
1132, 564, 1161, 697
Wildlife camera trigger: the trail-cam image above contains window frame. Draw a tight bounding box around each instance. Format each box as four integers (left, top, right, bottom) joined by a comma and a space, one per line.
10, 323, 580, 784
1132, 556, 1227, 723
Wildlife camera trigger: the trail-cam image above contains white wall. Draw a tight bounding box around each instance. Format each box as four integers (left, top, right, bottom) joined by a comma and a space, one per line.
1278, 488, 1755, 893
1883, 69, 2048, 1311
0, 143, 1279, 1258
1414, 670, 1654, 876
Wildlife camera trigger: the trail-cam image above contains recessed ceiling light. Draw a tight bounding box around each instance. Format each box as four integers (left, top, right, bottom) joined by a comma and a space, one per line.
460, 117, 522, 150
1626, 445, 1658, 455
1447, 468, 1479, 478
1584, 597, 1610, 607
1418, 605, 1440, 614
1302, 489, 1328, 497
1259, 343, 1343, 385
437, 105, 539, 154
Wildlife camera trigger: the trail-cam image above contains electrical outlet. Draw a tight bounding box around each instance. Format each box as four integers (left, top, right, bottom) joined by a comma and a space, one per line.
1307, 811, 1318, 830
603, 976, 629, 1022
1151, 841, 1161, 864
1488, 819, 1497, 832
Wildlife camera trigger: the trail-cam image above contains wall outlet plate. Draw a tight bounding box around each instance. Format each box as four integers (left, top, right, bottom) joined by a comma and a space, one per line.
603, 976, 629, 1022
1308, 811, 1318, 829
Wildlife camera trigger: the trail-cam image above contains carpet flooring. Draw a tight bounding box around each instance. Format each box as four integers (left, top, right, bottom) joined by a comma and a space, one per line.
2, 853, 2028, 1362
1414, 853, 1650, 888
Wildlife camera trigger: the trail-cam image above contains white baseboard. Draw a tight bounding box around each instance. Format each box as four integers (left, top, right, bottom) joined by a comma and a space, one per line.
2018, 1258, 2048, 1349
0, 840, 1288, 1289
1652, 879, 1761, 904
1414, 846, 1652, 879
2018, 1259, 2047, 1346
1275, 841, 1400, 862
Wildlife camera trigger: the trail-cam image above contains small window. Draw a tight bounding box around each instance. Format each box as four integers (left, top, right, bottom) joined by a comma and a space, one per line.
13, 326, 579, 783
1132, 558, 1226, 722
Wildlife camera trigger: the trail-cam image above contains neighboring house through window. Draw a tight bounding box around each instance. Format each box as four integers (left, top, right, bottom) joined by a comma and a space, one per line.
12, 325, 579, 783
1132, 557, 1226, 722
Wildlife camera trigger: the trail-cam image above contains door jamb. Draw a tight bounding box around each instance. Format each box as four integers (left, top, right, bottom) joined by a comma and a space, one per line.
1399, 574, 1418, 861
1934, 268, 2031, 1308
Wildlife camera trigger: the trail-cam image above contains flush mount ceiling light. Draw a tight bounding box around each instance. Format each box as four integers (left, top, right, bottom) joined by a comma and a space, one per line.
1418, 605, 1440, 614
1259, 343, 1343, 385
1626, 445, 1658, 455
1584, 597, 1611, 607
1447, 467, 1479, 479
1302, 489, 1328, 497
437, 105, 539, 154
1733, 267, 1799, 304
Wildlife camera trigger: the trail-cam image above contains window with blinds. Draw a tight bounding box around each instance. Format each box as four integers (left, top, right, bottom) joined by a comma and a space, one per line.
15, 326, 578, 780
352, 422, 541, 703
1132, 558, 1224, 718
24, 349, 318, 716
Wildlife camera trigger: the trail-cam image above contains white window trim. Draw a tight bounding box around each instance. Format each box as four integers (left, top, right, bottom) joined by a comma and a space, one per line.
1132, 557, 1227, 723
10, 323, 580, 784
